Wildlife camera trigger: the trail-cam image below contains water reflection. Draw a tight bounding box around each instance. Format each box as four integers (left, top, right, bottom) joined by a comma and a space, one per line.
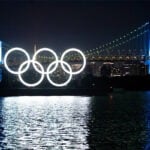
0, 92, 149, 149
144, 91, 150, 150
0, 96, 91, 149
87, 92, 146, 149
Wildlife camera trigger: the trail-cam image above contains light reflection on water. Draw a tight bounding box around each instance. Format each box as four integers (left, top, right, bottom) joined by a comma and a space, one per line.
0, 96, 91, 149
144, 91, 150, 150
0, 92, 150, 149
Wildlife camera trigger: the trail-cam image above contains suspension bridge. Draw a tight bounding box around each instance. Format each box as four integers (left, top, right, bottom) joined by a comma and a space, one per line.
0, 22, 149, 95
62, 22, 150, 76
0, 22, 150, 79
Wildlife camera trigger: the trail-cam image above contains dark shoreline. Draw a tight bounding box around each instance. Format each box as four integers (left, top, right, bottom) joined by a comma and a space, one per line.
0, 88, 112, 97
0, 75, 150, 96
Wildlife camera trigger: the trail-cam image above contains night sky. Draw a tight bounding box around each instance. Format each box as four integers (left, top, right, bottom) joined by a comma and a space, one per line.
0, 0, 149, 52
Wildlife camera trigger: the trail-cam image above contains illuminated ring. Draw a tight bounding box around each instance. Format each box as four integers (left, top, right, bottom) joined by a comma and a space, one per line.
60, 48, 86, 75
18, 60, 45, 87
32, 48, 58, 74
4, 47, 30, 75
46, 60, 72, 87
4, 47, 86, 87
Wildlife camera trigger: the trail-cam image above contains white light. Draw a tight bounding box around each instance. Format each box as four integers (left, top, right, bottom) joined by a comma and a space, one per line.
4, 47, 86, 87
0, 41, 2, 64
4, 47, 30, 74
47, 60, 72, 87
61, 48, 86, 75
32, 48, 58, 74
18, 60, 45, 87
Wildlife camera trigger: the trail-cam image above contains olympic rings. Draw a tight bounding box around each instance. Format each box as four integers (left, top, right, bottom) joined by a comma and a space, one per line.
4, 47, 86, 87
60, 48, 86, 75
18, 60, 45, 87
4, 47, 31, 75
32, 48, 58, 74
47, 60, 72, 87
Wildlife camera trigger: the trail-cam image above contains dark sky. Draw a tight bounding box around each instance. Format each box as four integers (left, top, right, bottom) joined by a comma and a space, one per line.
0, 0, 149, 52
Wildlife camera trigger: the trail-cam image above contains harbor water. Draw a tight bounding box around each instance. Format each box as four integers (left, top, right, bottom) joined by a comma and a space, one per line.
0, 91, 150, 149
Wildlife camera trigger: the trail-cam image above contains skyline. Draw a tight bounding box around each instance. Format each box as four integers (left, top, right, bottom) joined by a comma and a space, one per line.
0, 0, 149, 52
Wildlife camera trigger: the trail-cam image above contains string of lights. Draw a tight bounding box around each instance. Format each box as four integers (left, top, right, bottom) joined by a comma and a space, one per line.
60, 22, 149, 61
3, 22, 149, 62
85, 22, 149, 56
39, 24, 149, 62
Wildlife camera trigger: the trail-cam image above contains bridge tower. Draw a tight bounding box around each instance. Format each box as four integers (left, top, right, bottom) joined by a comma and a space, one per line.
145, 22, 150, 74
0, 41, 2, 64
148, 23, 150, 74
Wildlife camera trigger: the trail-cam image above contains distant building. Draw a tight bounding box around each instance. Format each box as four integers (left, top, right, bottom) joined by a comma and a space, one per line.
101, 62, 113, 77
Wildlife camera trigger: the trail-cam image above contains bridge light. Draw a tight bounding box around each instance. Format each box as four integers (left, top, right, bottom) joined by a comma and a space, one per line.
0, 41, 1, 64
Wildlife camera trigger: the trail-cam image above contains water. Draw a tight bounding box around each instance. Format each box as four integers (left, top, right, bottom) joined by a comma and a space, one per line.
0, 91, 149, 149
